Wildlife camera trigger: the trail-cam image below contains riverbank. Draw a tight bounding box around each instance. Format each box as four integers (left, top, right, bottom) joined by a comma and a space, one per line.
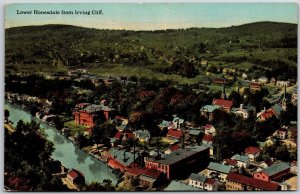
5, 102, 118, 185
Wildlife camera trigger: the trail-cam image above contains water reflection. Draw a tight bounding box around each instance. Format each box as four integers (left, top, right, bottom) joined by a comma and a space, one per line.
5, 103, 117, 184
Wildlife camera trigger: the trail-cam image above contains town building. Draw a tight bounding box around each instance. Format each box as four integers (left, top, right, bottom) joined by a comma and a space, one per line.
231, 154, 250, 168
245, 146, 261, 161
231, 104, 256, 119
73, 103, 114, 127
133, 130, 151, 142
226, 172, 280, 191
206, 162, 232, 182
124, 167, 165, 188
67, 169, 85, 186
188, 173, 218, 191
144, 146, 209, 179
107, 148, 137, 172
212, 99, 233, 113
200, 105, 220, 121
164, 180, 202, 191
204, 124, 216, 136
253, 162, 290, 182
256, 104, 283, 122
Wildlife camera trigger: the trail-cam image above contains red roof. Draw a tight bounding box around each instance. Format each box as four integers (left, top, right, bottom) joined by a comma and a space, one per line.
169, 144, 180, 151
127, 167, 162, 179
202, 134, 214, 142
108, 159, 125, 171
291, 160, 297, 165
226, 173, 279, 191
250, 83, 261, 88
245, 147, 261, 155
167, 129, 183, 139
224, 159, 238, 166
205, 178, 215, 185
204, 124, 212, 129
68, 169, 84, 179
260, 109, 276, 120
212, 99, 233, 110
213, 79, 226, 84
114, 131, 135, 140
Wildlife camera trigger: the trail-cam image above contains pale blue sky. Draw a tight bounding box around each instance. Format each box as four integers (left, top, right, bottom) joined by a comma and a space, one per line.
5, 3, 298, 30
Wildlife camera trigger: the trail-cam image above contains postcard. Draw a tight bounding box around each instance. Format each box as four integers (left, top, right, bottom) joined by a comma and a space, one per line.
4, 3, 298, 192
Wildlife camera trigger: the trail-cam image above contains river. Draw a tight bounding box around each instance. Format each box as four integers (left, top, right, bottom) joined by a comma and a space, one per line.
4, 103, 118, 185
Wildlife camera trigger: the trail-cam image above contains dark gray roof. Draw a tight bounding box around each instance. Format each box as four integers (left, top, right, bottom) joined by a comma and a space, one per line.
148, 145, 209, 165
108, 148, 135, 167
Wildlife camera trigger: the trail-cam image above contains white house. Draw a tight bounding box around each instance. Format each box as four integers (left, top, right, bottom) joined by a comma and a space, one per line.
258, 76, 268, 84
207, 162, 232, 182
133, 129, 151, 142
204, 124, 216, 136
188, 173, 207, 189
232, 104, 256, 119
245, 147, 261, 161
231, 154, 250, 168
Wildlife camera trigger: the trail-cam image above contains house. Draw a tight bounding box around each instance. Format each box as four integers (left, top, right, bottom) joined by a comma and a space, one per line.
250, 82, 261, 91
164, 144, 180, 155
279, 182, 291, 191
276, 128, 287, 139
166, 129, 183, 140
188, 129, 202, 138
204, 124, 216, 136
245, 147, 261, 161
158, 120, 171, 130
256, 104, 283, 122
145, 146, 210, 179
171, 117, 184, 129
231, 154, 250, 168
258, 77, 268, 84
133, 130, 151, 142
202, 134, 213, 145
107, 148, 136, 172
164, 180, 202, 191
124, 167, 165, 188
73, 103, 114, 127
114, 131, 135, 142
67, 169, 85, 186
207, 162, 232, 182
188, 173, 207, 189
232, 104, 256, 119
212, 99, 233, 112
222, 159, 238, 168
226, 172, 279, 191
204, 178, 218, 191
200, 105, 220, 121
253, 162, 290, 182
290, 160, 297, 174
276, 80, 289, 87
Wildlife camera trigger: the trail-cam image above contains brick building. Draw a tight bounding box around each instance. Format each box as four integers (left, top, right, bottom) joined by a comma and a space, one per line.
73, 103, 114, 127
226, 172, 279, 191
144, 146, 209, 179
253, 162, 290, 182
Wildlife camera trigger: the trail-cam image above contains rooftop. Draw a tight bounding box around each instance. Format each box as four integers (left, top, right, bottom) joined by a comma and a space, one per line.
227, 172, 279, 191
164, 180, 202, 191
207, 162, 232, 174
108, 148, 136, 167
212, 99, 233, 109
201, 105, 220, 113
189, 173, 207, 183
232, 154, 249, 163
147, 145, 209, 165
245, 147, 261, 155
262, 162, 290, 177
